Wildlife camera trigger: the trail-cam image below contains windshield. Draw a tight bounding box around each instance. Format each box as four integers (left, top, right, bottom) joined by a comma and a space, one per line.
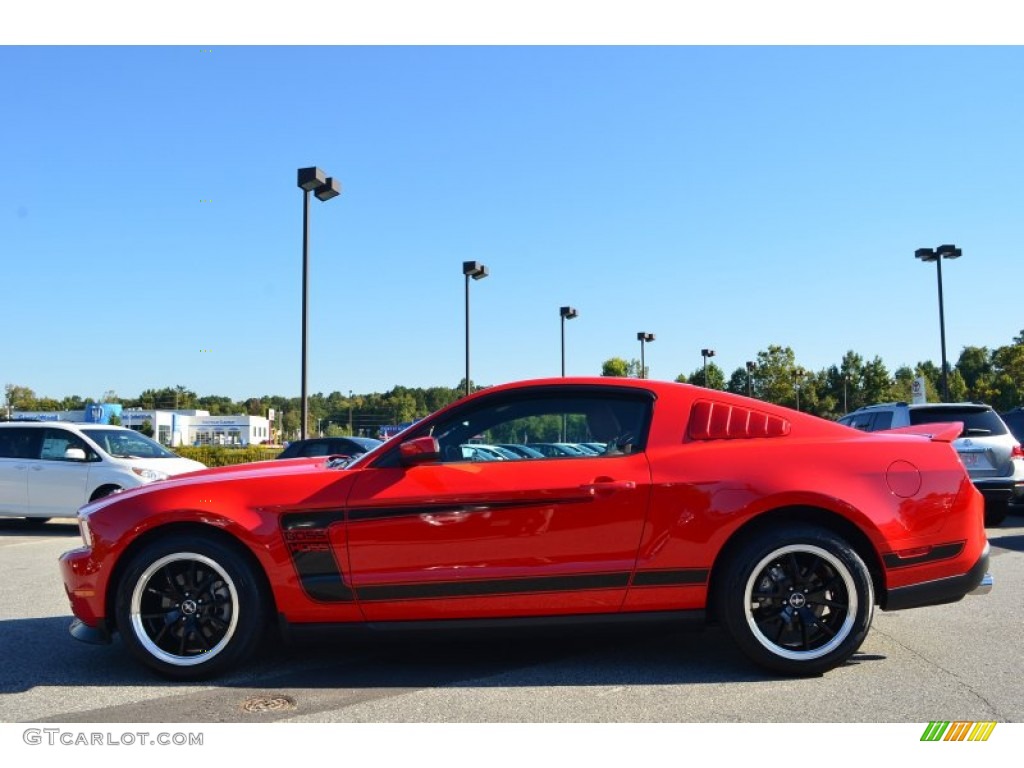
82, 428, 179, 459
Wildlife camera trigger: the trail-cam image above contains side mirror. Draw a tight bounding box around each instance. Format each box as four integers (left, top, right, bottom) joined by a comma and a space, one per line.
64, 447, 87, 461
399, 436, 441, 466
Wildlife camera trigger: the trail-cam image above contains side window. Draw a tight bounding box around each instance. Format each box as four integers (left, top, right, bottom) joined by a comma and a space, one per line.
40, 429, 94, 461
870, 412, 893, 430
300, 441, 332, 457
0, 428, 43, 459
843, 413, 876, 432
422, 392, 651, 464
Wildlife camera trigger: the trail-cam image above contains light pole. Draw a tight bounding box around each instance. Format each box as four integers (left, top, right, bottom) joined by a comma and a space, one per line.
701, 348, 716, 387
915, 244, 962, 402
297, 166, 341, 440
463, 261, 489, 397
637, 332, 655, 379
560, 306, 578, 376
794, 367, 806, 411
746, 361, 755, 398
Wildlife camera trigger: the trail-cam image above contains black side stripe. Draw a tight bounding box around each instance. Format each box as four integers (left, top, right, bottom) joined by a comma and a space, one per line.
631, 569, 709, 587
281, 510, 353, 602
347, 496, 590, 523
356, 572, 631, 602
280, 508, 703, 604
883, 542, 964, 569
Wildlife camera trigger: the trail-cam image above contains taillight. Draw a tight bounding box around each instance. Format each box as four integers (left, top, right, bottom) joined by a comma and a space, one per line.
1012, 443, 1024, 460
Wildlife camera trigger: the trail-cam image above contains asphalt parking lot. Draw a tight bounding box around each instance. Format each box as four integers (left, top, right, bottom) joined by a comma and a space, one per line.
1, 514, 1022, 723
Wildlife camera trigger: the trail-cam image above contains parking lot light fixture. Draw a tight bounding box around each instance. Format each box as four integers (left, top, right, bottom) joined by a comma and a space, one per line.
701, 348, 716, 388
915, 244, 962, 402
746, 361, 755, 398
637, 332, 655, 379
463, 261, 489, 397
297, 167, 342, 440
560, 306, 578, 377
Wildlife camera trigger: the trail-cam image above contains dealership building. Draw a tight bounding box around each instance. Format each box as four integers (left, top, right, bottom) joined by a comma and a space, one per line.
10, 403, 271, 447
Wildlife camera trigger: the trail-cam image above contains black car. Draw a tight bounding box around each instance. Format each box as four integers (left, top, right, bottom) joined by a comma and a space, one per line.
276, 436, 383, 460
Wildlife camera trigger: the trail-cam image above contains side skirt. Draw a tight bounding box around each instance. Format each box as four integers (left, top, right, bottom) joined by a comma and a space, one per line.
277, 609, 707, 645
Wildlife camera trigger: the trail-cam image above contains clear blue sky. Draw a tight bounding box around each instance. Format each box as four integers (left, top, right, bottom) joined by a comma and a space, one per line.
3, 43, 1023, 402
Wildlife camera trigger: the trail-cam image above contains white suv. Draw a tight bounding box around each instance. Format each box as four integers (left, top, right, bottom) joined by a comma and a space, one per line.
0, 421, 206, 523
838, 402, 1024, 526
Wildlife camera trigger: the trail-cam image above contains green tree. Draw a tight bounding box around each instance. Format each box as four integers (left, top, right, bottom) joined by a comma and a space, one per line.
678, 362, 726, 390
725, 366, 754, 397
861, 356, 891, 407
752, 346, 800, 406
601, 358, 631, 377
5, 384, 37, 411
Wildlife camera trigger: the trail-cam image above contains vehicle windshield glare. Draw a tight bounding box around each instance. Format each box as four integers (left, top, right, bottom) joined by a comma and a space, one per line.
82, 429, 178, 459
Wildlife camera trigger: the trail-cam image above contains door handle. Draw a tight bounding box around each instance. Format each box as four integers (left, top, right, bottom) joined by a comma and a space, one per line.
580, 480, 636, 494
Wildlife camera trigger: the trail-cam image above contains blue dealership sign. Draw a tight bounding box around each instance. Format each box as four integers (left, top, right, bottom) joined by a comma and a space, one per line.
83, 402, 124, 424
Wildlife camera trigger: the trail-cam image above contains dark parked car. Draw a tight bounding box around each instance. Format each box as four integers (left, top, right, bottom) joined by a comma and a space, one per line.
277, 436, 383, 460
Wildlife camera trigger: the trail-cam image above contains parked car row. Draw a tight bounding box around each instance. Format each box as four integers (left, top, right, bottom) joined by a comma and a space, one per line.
838, 401, 1024, 526
275, 436, 383, 461
462, 442, 609, 460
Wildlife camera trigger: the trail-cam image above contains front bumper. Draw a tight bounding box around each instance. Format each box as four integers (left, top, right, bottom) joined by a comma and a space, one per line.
59, 545, 108, 633
883, 543, 992, 611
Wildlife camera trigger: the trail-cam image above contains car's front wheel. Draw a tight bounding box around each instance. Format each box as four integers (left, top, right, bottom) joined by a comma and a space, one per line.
714, 525, 875, 676
114, 534, 268, 680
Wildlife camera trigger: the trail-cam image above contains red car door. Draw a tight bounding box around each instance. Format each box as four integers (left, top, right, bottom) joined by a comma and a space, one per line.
344, 451, 652, 621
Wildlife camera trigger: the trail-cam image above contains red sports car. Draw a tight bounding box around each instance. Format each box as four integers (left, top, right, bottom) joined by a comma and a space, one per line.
59, 378, 992, 679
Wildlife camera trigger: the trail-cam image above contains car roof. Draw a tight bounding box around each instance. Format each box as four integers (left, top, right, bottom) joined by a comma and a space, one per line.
848, 402, 993, 413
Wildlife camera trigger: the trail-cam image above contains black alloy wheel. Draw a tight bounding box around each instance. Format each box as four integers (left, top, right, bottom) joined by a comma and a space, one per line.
715, 525, 875, 676
115, 534, 268, 680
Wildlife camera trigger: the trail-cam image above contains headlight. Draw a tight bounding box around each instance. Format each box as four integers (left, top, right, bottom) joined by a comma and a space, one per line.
77, 513, 93, 548
131, 467, 169, 482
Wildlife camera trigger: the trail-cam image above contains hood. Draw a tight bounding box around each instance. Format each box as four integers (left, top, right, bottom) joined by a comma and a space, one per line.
169, 455, 341, 482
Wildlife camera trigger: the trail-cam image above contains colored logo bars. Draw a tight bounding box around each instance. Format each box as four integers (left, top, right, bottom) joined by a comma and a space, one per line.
921, 721, 997, 742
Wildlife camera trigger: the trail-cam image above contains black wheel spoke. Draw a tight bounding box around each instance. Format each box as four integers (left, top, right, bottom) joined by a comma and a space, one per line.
161, 570, 185, 602
191, 626, 212, 651
195, 572, 220, 598
798, 607, 836, 638
205, 615, 229, 631
785, 553, 802, 585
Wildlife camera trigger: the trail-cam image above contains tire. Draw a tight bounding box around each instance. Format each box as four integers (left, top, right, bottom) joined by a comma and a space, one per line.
114, 534, 268, 680
90, 485, 122, 502
984, 500, 1008, 528
714, 525, 875, 676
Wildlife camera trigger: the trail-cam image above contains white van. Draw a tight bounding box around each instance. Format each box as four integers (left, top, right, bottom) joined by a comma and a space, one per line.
0, 421, 206, 522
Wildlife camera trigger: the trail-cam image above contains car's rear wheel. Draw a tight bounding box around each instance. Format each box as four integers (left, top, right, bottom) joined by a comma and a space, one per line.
714, 525, 874, 676
114, 534, 267, 680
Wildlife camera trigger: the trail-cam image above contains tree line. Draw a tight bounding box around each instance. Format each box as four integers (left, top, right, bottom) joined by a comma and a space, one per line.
6, 331, 1024, 437
605, 329, 1024, 419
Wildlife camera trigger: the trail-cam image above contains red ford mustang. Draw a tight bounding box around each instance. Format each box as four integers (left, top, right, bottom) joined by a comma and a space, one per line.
59, 378, 992, 679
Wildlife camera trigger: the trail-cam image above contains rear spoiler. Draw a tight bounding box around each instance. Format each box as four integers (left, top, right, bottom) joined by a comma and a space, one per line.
878, 421, 964, 443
